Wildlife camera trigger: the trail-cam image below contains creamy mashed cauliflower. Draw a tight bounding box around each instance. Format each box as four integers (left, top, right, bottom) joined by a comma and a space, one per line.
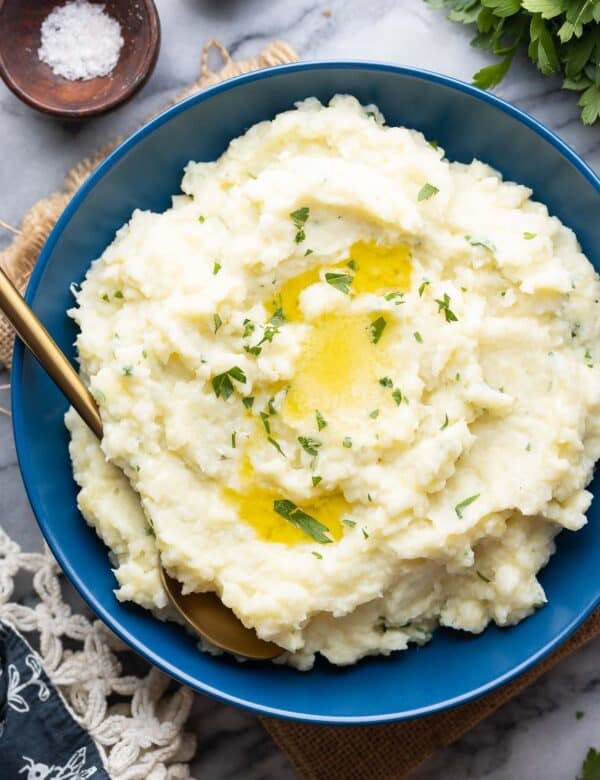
66, 95, 600, 670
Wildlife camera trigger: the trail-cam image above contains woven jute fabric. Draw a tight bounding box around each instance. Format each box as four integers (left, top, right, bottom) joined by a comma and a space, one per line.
1, 39, 599, 780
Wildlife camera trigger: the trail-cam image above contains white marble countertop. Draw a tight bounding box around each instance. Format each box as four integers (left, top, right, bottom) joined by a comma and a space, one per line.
1, 1, 599, 777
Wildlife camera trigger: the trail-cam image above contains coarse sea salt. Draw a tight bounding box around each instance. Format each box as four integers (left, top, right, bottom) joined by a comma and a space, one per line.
38, 0, 124, 81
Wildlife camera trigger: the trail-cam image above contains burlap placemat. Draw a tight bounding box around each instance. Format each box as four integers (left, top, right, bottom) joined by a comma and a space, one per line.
1, 40, 599, 780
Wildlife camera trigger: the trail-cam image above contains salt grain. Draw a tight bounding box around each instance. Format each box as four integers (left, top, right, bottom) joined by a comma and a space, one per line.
38, 0, 124, 81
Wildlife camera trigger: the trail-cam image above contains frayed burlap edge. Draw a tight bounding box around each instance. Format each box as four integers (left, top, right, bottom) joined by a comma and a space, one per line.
0, 39, 298, 370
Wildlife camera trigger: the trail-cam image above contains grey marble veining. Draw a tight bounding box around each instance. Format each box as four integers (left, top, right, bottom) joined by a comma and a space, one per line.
1, 1, 599, 778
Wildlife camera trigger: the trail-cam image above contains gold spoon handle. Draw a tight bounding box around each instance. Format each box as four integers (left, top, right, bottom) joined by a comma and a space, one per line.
0, 266, 103, 439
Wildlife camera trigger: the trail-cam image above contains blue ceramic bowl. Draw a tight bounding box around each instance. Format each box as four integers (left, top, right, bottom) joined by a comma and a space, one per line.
12, 62, 600, 724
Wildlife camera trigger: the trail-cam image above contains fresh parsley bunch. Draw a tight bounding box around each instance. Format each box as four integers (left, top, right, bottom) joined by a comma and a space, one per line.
425, 0, 600, 125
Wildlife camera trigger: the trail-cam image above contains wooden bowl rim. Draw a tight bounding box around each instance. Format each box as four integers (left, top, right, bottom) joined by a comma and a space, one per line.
0, 0, 161, 119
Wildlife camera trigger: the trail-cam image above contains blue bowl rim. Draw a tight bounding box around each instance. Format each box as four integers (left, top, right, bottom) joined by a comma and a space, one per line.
11, 59, 600, 725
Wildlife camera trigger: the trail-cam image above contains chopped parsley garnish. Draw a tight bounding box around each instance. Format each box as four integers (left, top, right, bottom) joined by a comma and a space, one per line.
274, 499, 332, 543
342, 436, 353, 448
244, 345, 262, 356
578, 747, 600, 780
252, 308, 285, 350
312, 476, 323, 487
325, 272, 353, 295
316, 409, 327, 431
434, 293, 458, 323
362, 528, 369, 539
428, 139, 439, 150
585, 349, 593, 367
212, 261, 221, 275
290, 206, 310, 243
441, 413, 449, 430
379, 376, 393, 388
414, 331, 423, 343
418, 182, 439, 201
476, 570, 491, 583
213, 313, 223, 334
212, 366, 246, 400
342, 518, 356, 528
101, 293, 109, 302
268, 437, 286, 456
385, 291, 404, 303
312, 551, 323, 559
576, 711, 585, 720
198, 215, 205, 223
298, 436, 322, 457
369, 409, 380, 419
242, 319, 255, 338
456, 372, 461, 381
269, 307, 285, 328
466, 235, 496, 253
347, 258, 358, 271
367, 493, 372, 502
392, 388, 407, 406
526, 442, 532, 452
259, 412, 271, 433
455, 493, 480, 519
305, 248, 313, 256
418, 279, 430, 297
523, 232, 536, 240
242, 396, 255, 410
142, 350, 148, 359
369, 316, 387, 344
122, 366, 133, 377
114, 290, 124, 299
231, 431, 237, 448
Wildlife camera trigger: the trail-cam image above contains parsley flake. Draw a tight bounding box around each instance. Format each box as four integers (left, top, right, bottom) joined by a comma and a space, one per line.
213, 261, 222, 275
466, 235, 496, 253
242, 319, 255, 338
342, 518, 356, 528
101, 293, 109, 302
316, 410, 327, 431
414, 331, 423, 343
198, 215, 205, 223
274, 499, 332, 543
290, 206, 310, 243
379, 376, 393, 388
434, 293, 458, 322
455, 493, 480, 519
242, 396, 255, 410
441, 413, 449, 430
298, 436, 322, 457
312, 476, 323, 487
347, 258, 358, 271
418, 279, 430, 297
260, 412, 271, 433
369, 316, 387, 344
523, 232, 536, 240
578, 747, 600, 780
325, 272, 353, 295
268, 437, 286, 456
231, 431, 237, 448
418, 182, 439, 201
312, 551, 323, 559
213, 313, 223, 334
342, 437, 353, 448
114, 290, 124, 299
212, 366, 246, 400
576, 711, 585, 720
122, 366, 133, 377
392, 388, 404, 406
362, 528, 369, 539
369, 409, 380, 419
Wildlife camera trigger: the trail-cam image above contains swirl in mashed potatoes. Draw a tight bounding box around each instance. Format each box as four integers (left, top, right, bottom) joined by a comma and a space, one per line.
66, 96, 600, 669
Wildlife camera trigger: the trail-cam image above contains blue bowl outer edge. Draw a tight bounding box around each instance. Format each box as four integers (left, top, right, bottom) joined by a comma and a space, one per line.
11, 59, 600, 725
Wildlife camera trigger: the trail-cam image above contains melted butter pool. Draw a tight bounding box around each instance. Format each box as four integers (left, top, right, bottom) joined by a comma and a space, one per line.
224, 458, 348, 545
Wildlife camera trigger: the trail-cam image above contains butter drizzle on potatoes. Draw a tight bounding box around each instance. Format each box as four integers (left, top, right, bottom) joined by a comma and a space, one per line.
66, 95, 600, 669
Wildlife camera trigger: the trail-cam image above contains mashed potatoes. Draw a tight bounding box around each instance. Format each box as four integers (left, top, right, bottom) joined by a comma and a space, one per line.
66, 95, 600, 669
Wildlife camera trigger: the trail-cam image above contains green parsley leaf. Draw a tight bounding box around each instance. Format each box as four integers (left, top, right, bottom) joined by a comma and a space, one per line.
455, 493, 480, 519
212, 367, 246, 400
122, 366, 133, 377
198, 215, 205, 223
213, 313, 222, 334
434, 293, 458, 322
231, 431, 237, 448
316, 409, 327, 431
414, 331, 423, 343
242, 396, 255, 410
466, 235, 497, 253
114, 290, 124, 299
362, 528, 369, 539
367, 493, 373, 502
523, 232, 537, 240
268, 437, 286, 456
312, 551, 323, 559
142, 350, 148, 359
369, 316, 387, 344
578, 747, 600, 780
213, 261, 222, 274
342, 517, 357, 528
101, 293, 109, 302
347, 258, 358, 271
428, 139, 439, 150
418, 182, 439, 201
441, 413, 449, 430
260, 412, 271, 433
290, 206, 310, 243
418, 279, 430, 297
305, 248, 313, 256
379, 376, 393, 388
342, 436, 353, 448
312, 475, 323, 487
576, 710, 585, 720
298, 436, 322, 457
369, 409, 380, 419
242, 319, 255, 338
392, 388, 403, 406
274, 499, 332, 543
325, 272, 354, 295
385, 291, 404, 303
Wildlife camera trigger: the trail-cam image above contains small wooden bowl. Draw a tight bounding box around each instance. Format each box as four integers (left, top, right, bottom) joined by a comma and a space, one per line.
0, 0, 160, 119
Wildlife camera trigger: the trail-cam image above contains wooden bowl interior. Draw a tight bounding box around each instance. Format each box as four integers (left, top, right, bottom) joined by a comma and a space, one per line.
0, 0, 159, 117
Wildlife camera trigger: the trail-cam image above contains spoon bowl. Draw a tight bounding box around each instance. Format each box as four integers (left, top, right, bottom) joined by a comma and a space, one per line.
0, 0, 160, 119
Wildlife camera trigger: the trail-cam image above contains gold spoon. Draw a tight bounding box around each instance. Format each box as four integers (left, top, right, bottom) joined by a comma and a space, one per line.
0, 267, 281, 660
